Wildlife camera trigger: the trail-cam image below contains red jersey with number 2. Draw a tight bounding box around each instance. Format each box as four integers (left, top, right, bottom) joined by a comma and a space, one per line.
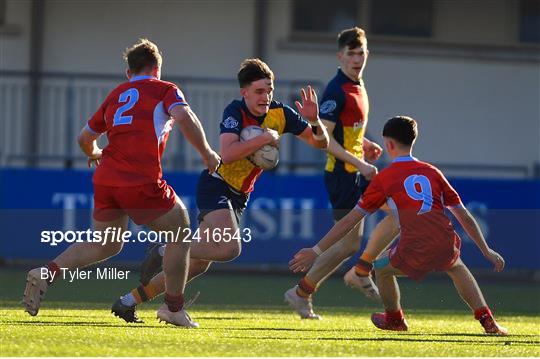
86, 75, 188, 187
356, 156, 464, 279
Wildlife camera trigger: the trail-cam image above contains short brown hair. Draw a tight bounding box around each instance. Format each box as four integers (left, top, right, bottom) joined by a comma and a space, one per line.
337, 27, 367, 50
123, 38, 162, 74
237, 58, 274, 88
382, 116, 418, 146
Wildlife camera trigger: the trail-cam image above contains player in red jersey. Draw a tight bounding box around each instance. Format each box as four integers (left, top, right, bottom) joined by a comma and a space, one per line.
290, 116, 508, 335
22, 39, 220, 327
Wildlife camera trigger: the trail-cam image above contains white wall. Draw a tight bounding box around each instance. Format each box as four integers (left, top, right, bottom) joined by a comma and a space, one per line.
0, 0, 32, 71
40, 0, 255, 77
264, 0, 540, 176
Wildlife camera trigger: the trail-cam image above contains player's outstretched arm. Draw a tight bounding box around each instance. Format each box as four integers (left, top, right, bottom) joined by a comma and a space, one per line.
449, 205, 505, 272
322, 120, 377, 180
289, 208, 365, 272
295, 86, 329, 149
171, 105, 220, 173
77, 127, 102, 167
220, 129, 279, 164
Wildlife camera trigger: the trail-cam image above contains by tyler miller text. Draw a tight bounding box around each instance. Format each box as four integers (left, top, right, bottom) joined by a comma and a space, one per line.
41, 267, 130, 283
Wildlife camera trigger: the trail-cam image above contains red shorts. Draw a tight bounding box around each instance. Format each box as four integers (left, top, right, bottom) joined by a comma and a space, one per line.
389, 236, 461, 280
93, 180, 176, 225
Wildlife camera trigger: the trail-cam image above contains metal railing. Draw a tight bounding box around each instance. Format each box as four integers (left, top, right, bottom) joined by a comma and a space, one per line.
0, 71, 326, 172
0, 71, 535, 177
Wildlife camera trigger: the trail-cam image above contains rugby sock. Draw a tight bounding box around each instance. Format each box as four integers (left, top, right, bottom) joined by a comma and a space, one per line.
46, 261, 61, 284
296, 277, 316, 298
164, 292, 184, 312
385, 309, 405, 322
354, 253, 375, 277
474, 306, 493, 322
129, 283, 160, 305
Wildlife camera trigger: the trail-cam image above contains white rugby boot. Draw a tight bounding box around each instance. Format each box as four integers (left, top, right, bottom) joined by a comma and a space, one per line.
284, 287, 321, 320
23, 267, 49, 316
156, 303, 199, 328
343, 267, 381, 301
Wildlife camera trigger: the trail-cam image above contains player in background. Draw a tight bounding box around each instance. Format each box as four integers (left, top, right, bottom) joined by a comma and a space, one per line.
284, 27, 399, 319
22, 39, 220, 327
110, 59, 329, 323
290, 116, 508, 335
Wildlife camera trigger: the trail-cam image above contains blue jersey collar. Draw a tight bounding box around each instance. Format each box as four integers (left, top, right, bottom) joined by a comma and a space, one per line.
393, 155, 418, 163
129, 75, 155, 82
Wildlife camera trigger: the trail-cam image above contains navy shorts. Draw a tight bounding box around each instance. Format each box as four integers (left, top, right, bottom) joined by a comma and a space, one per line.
196, 170, 249, 224
324, 170, 369, 221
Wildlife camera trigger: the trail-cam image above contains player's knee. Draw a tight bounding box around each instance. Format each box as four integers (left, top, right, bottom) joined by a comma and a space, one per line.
219, 243, 241, 261
101, 242, 123, 257
192, 259, 212, 275
169, 240, 191, 252
447, 259, 467, 275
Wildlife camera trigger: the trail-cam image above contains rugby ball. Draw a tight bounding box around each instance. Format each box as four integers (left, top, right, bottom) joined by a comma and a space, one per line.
240, 125, 279, 170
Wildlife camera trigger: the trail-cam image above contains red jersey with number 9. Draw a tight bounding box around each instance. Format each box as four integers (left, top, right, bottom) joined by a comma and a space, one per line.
356, 156, 464, 278
86, 75, 188, 187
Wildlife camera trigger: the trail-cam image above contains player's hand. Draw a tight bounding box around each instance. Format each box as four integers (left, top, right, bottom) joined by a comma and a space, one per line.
261, 128, 280, 147
363, 141, 383, 163
87, 149, 102, 168
294, 85, 319, 123
289, 247, 318, 273
203, 149, 221, 174
484, 249, 505, 272
357, 161, 378, 181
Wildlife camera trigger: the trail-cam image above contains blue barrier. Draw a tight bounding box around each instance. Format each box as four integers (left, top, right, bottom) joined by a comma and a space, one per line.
0, 168, 539, 269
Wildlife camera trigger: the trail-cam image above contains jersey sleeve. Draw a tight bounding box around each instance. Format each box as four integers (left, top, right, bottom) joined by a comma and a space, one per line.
283, 105, 309, 135
319, 84, 344, 123
355, 175, 387, 215
163, 85, 189, 116
439, 171, 463, 207
86, 100, 108, 134
220, 102, 243, 135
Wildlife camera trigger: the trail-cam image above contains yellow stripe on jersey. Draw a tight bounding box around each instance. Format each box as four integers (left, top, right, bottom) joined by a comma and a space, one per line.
325, 124, 365, 173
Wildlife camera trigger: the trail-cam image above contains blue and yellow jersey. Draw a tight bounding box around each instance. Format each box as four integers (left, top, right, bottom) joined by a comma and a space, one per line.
217, 99, 308, 193
319, 69, 369, 173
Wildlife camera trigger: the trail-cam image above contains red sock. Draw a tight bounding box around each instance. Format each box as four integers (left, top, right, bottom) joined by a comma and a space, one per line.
474, 306, 492, 321
46, 262, 60, 284
296, 277, 316, 298
164, 293, 184, 312
385, 309, 404, 321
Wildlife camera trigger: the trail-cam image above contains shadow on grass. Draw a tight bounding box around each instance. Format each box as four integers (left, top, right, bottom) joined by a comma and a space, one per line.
191, 316, 244, 320
3, 319, 539, 348
2, 320, 174, 329
226, 335, 540, 346
402, 332, 540, 338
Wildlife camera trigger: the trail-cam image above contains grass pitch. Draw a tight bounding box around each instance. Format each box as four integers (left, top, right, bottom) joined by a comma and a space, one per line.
1, 268, 539, 356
